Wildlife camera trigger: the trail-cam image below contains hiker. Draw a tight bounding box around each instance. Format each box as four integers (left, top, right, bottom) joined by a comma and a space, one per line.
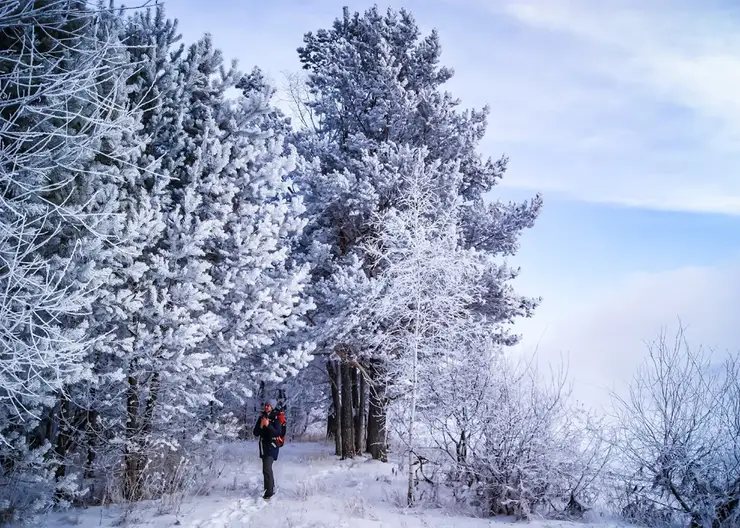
253, 399, 283, 499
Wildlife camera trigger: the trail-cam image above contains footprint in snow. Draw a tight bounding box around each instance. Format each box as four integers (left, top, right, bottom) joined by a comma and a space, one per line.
187, 497, 264, 528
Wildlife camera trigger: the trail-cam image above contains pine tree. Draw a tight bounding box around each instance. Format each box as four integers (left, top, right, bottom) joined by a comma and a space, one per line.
45, 4, 177, 500
209, 69, 314, 408
114, 26, 232, 500
292, 6, 540, 460
0, 0, 144, 517
87, 7, 315, 500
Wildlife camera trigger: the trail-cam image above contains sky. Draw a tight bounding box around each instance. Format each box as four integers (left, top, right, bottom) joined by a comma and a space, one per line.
165, 0, 740, 408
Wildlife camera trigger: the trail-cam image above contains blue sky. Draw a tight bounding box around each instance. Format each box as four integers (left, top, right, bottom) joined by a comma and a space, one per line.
167, 0, 740, 406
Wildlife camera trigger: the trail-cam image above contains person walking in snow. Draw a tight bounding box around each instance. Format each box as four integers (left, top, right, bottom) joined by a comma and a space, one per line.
253, 399, 282, 499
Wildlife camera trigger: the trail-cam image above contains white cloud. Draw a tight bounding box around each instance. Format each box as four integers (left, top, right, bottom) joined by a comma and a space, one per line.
511, 257, 740, 409
497, 0, 740, 143
167, 0, 740, 212
449, 0, 740, 213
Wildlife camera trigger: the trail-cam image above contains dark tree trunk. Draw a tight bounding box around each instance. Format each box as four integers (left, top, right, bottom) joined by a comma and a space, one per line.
351, 366, 359, 447
123, 374, 141, 500
352, 365, 359, 413
123, 372, 160, 501
53, 395, 72, 482
327, 402, 337, 439
457, 429, 467, 464
564, 493, 586, 519
54, 395, 95, 502
355, 368, 366, 454
327, 360, 342, 456
143, 373, 160, 432
43, 401, 60, 448
340, 361, 355, 459
83, 406, 99, 479
366, 360, 387, 461
31, 398, 59, 452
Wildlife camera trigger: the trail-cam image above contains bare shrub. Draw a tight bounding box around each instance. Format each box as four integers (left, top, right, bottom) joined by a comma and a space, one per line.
610, 326, 740, 528
290, 476, 328, 501
420, 345, 610, 520
345, 495, 374, 518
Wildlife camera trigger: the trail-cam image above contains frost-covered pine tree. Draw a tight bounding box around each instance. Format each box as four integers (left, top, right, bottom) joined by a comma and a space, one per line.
0, 0, 145, 517
78, 7, 316, 500
210, 69, 314, 407
107, 26, 233, 500
41, 5, 175, 502
0, 0, 316, 516
292, 6, 540, 460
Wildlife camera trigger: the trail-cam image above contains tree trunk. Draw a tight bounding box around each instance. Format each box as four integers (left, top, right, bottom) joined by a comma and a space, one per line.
352, 366, 359, 430
123, 372, 160, 501
366, 360, 387, 461
366, 396, 378, 453
327, 402, 337, 439
54, 396, 95, 501
457, 429, 467, 464
327, 360, 342, 456
340, 361, 355, 459
141, 372, 160, 438
83, 406, 99, 479
407, 336, 419, 507
355, 368, 366, 454
53, 395, 72, 482
123, 374, 141, 500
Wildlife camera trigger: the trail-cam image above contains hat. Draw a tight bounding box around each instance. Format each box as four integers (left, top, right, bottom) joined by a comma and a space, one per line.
265, 399, 278, 409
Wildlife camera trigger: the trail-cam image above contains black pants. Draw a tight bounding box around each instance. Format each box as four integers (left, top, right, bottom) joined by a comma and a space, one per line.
262, 456, 275, 495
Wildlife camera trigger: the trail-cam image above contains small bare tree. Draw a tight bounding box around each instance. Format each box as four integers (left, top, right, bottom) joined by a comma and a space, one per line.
281, 71, 317, 132
360, 146, 489, 506
610, 326, 740, 528
426, 346, 610, 520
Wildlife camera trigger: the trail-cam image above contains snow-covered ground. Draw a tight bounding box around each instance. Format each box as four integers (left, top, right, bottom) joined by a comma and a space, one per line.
45, 441, 631, 528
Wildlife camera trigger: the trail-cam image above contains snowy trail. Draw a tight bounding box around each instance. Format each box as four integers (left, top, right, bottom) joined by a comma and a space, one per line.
44, 442, 632, 528
187, 456, 348, 528
188, 497, 265, 528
